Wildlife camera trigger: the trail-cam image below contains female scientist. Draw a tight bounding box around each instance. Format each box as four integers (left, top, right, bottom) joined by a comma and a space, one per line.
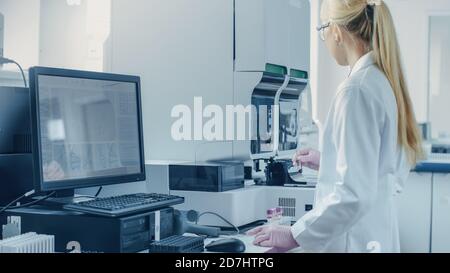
248, 0, 423, 253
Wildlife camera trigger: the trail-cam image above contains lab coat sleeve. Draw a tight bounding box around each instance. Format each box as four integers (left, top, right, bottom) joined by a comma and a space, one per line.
291, 86, 383, 252
393, 149, 411, 195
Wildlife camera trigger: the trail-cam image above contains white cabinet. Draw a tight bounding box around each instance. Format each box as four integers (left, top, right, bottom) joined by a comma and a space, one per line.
235, 0, 310, 72
108, 0, 311, 162
264, 0, 290, 68
396, 172, 432, 253
397, 172, 450, 253
110, 0, 235, 161
432, 173, 450, 253
288, 0, 311, 72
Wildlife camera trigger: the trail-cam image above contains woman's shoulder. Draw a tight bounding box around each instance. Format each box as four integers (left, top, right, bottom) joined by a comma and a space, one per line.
340, 64, 387, 89
337, 65, 394, 105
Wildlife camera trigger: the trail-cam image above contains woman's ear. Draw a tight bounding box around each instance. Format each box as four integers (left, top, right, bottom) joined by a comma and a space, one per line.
333, 25, 344, 46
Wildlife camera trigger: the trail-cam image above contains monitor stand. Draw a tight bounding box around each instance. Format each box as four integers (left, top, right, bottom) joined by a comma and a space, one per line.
33, 189, 95, 207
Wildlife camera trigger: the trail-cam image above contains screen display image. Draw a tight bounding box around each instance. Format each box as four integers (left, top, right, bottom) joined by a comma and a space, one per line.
251, 94, 275, 155
277, 78, 308, 154
37, 75, 142, 184
278, 97, 299, 152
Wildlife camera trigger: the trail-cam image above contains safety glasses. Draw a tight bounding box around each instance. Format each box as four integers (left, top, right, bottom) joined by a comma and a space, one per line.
316, 22, 331, 41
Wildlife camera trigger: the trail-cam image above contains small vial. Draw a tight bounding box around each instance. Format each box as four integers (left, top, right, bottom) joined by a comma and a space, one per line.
270, 207, 283, 225
266, 208, 276, 224
275, 207, 284, 220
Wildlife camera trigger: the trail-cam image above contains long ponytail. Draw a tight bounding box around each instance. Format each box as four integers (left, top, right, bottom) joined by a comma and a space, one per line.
371, 2, 423, 164
322, 0, 424, 164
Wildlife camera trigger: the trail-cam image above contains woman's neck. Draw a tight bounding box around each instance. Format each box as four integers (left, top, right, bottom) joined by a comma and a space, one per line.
348, 49, 367, 71
347, 40, 371, 71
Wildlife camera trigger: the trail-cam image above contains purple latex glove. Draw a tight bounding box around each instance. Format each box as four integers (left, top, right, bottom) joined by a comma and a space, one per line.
246, 225, 299, 251
292, 148, 321, 171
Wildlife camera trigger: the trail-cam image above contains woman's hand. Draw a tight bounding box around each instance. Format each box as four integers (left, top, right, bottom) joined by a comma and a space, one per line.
292, 148, 321, 171
246, 225, 299, 252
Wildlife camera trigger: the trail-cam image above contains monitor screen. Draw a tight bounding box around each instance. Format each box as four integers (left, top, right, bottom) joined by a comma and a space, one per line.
278, 97, 299, 152
277, 78, 308, 155
32, 70, 144, 190
250, 74, 307, 158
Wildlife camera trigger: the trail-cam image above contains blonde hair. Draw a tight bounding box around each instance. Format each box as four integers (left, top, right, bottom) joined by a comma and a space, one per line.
321, 0, 423, 164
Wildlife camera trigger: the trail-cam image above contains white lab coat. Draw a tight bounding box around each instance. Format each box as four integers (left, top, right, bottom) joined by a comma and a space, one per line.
291, 52, 411, 253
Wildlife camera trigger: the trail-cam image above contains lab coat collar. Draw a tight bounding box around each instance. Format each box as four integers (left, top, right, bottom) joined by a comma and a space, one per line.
349, 51, 375, 77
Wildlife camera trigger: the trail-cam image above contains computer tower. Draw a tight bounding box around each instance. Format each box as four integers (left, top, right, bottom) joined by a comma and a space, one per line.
0, 154, 34, 206
0, 87, 34, 206
3, 206, 175, 253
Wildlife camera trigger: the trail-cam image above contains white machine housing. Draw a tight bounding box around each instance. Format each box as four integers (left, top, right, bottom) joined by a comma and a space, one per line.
144, 0, 316, 228
109, 0, 313, 162
146, 161, 316, 227
172, 185, 315, 228
232, 0, 313, 162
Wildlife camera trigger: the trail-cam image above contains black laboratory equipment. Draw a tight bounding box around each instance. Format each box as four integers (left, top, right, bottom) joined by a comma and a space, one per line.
0, 86, 35, 206
1, 67, 185, 252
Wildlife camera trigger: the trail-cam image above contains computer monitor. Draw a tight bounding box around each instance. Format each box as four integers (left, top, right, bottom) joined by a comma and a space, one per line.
29, 67, 146, 193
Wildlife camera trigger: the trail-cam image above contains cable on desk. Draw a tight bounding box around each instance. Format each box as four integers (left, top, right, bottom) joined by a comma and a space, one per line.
94, 186, 103, 198
0, 190, 35, 214
196, 211, 240, 235
0, 191, 56, 213
73, 186, 104, 200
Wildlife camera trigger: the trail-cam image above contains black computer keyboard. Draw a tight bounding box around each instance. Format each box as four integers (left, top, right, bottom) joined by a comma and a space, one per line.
63, 193, 184, 217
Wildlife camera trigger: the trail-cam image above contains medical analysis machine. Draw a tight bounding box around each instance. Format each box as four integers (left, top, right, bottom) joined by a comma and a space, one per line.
168, 0, 318, 228
170, 65, 317, 228
168, 23, 317, 228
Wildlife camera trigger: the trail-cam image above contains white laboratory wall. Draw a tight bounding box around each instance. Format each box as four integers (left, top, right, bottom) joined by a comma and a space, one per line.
109, 0, 235, 162
309, 0, 320, 124
0, 0, 40, 70
429, 15, 450, 139
312, 0, 348, 125
387, 0, 450, 124
39, 0, 112, 71
313, 0, 450, 125
39, 0, 87, 69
